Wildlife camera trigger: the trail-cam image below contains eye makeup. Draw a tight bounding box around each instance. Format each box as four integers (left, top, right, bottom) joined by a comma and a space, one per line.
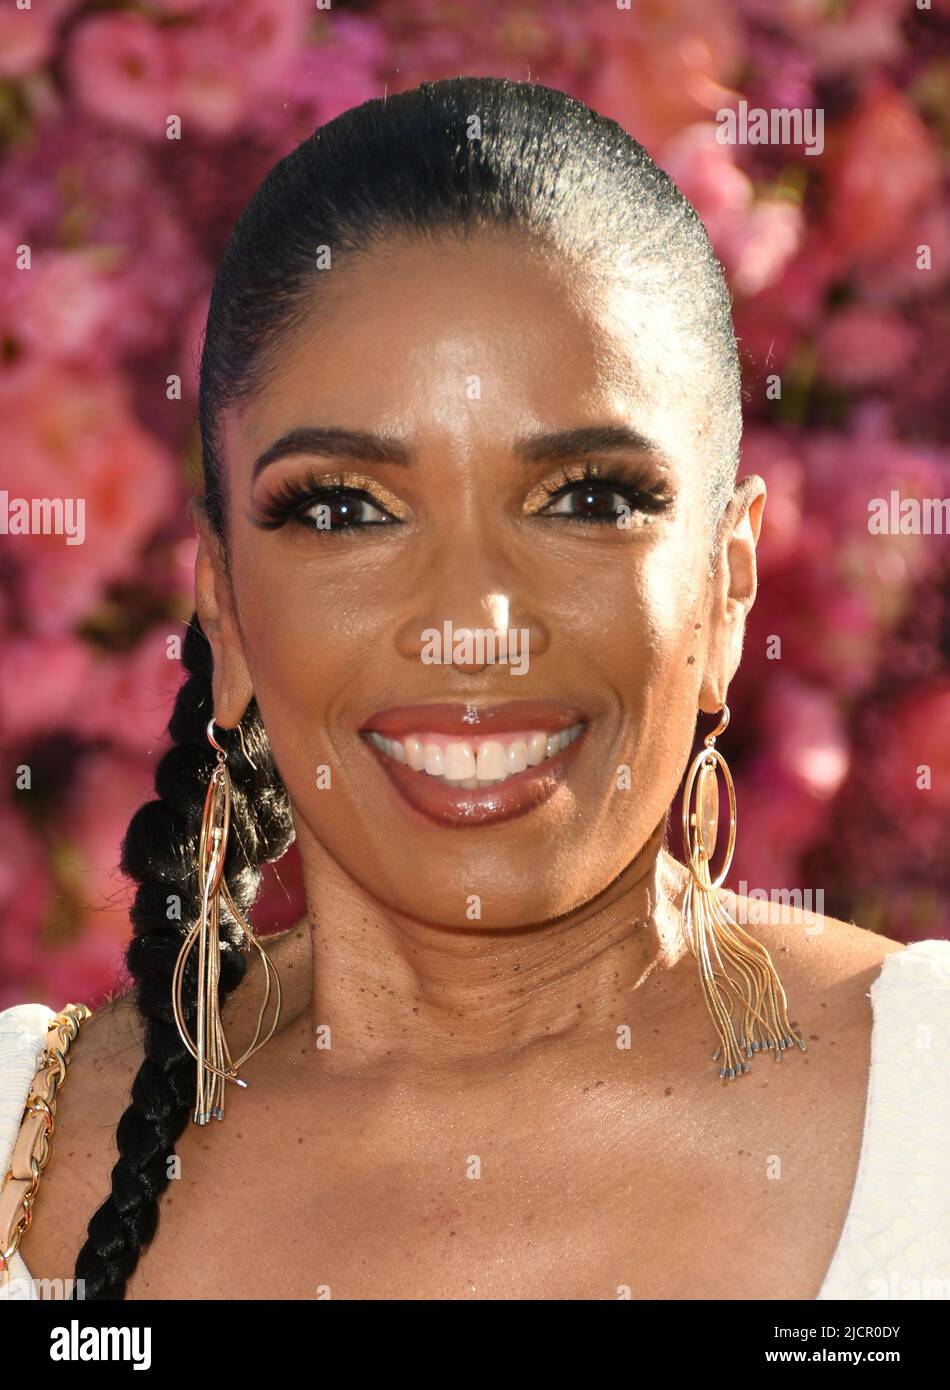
524, 459, 674, 523
249, 469, 412, 534
248, 456, 673, 537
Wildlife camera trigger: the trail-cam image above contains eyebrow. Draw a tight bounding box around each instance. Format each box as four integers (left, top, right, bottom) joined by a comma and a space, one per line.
251, 423, 666, 480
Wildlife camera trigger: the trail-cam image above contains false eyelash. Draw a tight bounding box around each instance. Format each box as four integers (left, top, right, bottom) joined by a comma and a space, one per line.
538, 460, 673, 518
250, 470, 400, 535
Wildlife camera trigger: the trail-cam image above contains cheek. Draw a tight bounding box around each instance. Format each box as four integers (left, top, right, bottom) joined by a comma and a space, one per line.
226, 541, 378, 791
231, 530, 393, 680
595, 533, 708, 811
573, 525, 707, 680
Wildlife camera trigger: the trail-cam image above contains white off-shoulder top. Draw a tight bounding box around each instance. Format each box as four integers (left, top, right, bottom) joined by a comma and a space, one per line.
2, 938, 949, 1300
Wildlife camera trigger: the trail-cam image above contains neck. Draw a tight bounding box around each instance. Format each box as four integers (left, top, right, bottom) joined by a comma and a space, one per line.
289, 819, 690, 1081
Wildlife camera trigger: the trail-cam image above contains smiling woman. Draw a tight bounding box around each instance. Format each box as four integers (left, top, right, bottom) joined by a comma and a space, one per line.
1, 76, 949, 1304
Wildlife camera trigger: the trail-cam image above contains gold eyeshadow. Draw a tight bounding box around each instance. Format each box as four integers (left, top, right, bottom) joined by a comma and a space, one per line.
251, 467, 413, 529
250, 457, 672, 535
523, 459, 672, 516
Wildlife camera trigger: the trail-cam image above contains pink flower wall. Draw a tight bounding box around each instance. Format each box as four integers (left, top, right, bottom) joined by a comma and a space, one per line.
1, 0, 948, 1009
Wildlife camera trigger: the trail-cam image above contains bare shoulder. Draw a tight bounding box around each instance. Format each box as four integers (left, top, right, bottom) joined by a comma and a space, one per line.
659, 849, 904, 994
717, 884, 906, 1037
722, 886, 905, 970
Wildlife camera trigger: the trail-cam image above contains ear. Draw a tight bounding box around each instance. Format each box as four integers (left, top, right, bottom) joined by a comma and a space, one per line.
190, 499, 254, 728
698, 475, 766, 715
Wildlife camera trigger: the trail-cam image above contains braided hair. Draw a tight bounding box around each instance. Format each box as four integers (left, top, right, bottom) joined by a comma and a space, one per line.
71, 623, 293, 1299
71, 76, 741, 1297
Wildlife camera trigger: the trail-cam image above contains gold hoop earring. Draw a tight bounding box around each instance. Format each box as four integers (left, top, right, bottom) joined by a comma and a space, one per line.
681, 704, 806, 1080
171, 718, 282, 1124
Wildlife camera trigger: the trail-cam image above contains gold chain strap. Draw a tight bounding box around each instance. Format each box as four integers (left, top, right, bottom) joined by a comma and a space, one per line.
0, 1003, 93, 1274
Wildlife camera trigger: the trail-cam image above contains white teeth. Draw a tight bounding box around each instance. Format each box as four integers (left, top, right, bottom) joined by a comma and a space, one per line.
423, 744, 444, 777
525, 732, 547, 765
366, 723, 585, 787
444, 741, 477, 780
476, 740, 507, 780
507, 739, 528, 774
405, 734, 425, 771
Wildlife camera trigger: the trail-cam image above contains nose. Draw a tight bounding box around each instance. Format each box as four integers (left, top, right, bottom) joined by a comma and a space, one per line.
395, 587, 551, 675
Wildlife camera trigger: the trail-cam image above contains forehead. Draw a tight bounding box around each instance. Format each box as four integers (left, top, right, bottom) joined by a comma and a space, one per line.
225, 229, 707, 471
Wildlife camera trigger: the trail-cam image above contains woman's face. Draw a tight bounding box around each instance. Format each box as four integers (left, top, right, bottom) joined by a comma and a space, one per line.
198, 229, 763, 929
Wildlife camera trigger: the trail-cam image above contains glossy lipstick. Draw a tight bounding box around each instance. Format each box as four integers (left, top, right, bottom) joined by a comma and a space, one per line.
359, 702, 588, 828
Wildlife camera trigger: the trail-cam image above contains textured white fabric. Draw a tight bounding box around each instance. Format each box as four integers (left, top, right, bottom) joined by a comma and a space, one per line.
817, 937, 950, 1299
0, 1004, 54, 1301
1, 938, 948, 1300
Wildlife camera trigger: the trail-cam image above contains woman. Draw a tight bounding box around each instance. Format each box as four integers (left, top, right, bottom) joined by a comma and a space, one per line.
1, 76, 948, 1302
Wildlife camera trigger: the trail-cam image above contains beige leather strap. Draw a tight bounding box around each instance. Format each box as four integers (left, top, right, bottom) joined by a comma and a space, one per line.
0, 1003, 92, 1273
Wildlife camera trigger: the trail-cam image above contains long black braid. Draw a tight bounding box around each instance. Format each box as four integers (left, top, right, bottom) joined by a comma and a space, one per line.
70, 619, 293, 1299
69, 75, 741, 1297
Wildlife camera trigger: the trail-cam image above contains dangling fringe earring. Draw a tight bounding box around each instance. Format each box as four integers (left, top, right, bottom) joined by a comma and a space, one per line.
172, 718, 282, 1124
681, 704, 806, 1081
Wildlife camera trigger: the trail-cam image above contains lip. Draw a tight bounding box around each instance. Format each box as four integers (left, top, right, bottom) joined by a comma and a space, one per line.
358, 702, 589, 829
359, 701, 587, 739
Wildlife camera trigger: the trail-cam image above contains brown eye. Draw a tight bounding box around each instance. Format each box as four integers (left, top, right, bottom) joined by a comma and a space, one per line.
541, 481, 632, 521
303, 492, 393, 531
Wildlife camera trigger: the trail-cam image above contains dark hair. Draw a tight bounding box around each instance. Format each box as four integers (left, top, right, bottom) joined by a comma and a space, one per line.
72, 75, 741, 1298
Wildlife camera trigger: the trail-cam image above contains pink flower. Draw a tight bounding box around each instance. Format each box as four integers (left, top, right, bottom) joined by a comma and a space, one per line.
801, 0, 907, 77
856, 202, 950, 300
745, 520, 881, 697
829, 83, 942, 263
75, 628, 186, 753
873, 680, 950, 818
817, 306, 918, 388
55, 750, 156, 949
2, 366, 179, 634
0, 805, 53, 1009
68, 1, 311, 138
802, 428, 949, 594
585, 0, 742, 154
0, 636, 94, 745
67, 12, 179, 138
0, 127, 206, 362
26, 926, 129, 1014
733, 233, 845, 371
149, 0, 221, 12
760, 676, 850, 801
0, 240, 126, 395
0, 0, 73, 79
662, 125, 803, 296
168, 0, 309, 138
729, 761, 832, 894
258, 13, 387, 137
